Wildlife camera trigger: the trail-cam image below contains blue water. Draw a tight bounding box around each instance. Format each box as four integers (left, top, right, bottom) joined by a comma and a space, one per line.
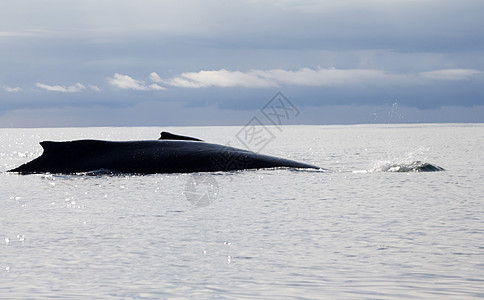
1, 124, 483, 299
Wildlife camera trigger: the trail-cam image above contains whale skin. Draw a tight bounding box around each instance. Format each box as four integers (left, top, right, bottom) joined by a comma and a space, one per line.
8, 133, 319, 174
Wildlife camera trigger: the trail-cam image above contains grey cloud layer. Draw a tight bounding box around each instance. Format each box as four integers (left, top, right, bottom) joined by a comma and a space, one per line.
1, 0, 483, 125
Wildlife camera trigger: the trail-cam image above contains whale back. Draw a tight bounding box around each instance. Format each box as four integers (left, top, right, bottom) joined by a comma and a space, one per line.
9, 138, 319, 174
40, 140, 117, 153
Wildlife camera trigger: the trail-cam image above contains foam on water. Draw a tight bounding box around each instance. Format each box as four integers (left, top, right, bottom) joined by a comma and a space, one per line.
356, 160, 445, 173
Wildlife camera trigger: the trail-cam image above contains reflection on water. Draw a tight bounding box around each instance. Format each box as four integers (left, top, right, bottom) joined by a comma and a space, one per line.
183, 174, 219, 207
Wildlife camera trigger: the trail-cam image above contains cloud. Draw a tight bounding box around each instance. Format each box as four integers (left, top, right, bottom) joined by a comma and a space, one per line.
149, 72, 163, 83
255, 68, 396, 86
150, 67, 484, 89
419, 69, 484, 81
149, 84, 166, 90
116, 67, 484, 93
89, 84, 101, 91
107, 73, 165, 91
2, 85, 22, 92
154, 67, 411, 88
36, 82, 86, 92
107, 73, 149, 91
156, 69, 276, 88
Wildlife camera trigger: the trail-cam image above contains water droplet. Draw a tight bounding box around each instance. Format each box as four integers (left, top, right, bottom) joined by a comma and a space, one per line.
17, 235, 25, 243
5, 238, 9, 245
5, 266, 10, 272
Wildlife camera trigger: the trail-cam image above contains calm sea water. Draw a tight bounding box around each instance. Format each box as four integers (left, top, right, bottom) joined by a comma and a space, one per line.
0, 124, 483, 299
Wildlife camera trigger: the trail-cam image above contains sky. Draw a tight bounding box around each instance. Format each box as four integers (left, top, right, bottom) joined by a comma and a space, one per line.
1, 0, 483, 127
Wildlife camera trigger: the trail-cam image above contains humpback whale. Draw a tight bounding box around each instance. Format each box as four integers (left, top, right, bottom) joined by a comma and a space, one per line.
8, 132, 319, 174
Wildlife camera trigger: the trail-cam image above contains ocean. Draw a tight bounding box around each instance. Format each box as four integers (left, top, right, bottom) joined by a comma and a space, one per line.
1, 124, 483, 299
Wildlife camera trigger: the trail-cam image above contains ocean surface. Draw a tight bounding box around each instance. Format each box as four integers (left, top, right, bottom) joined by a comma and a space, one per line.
0, 124, 483, 299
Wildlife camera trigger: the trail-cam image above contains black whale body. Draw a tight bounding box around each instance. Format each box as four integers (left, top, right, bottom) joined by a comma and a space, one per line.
9, 133, 319, 174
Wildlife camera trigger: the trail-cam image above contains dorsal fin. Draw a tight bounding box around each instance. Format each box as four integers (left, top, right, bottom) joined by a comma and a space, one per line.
40, 141, 64, 152
159, 132, 203, 141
